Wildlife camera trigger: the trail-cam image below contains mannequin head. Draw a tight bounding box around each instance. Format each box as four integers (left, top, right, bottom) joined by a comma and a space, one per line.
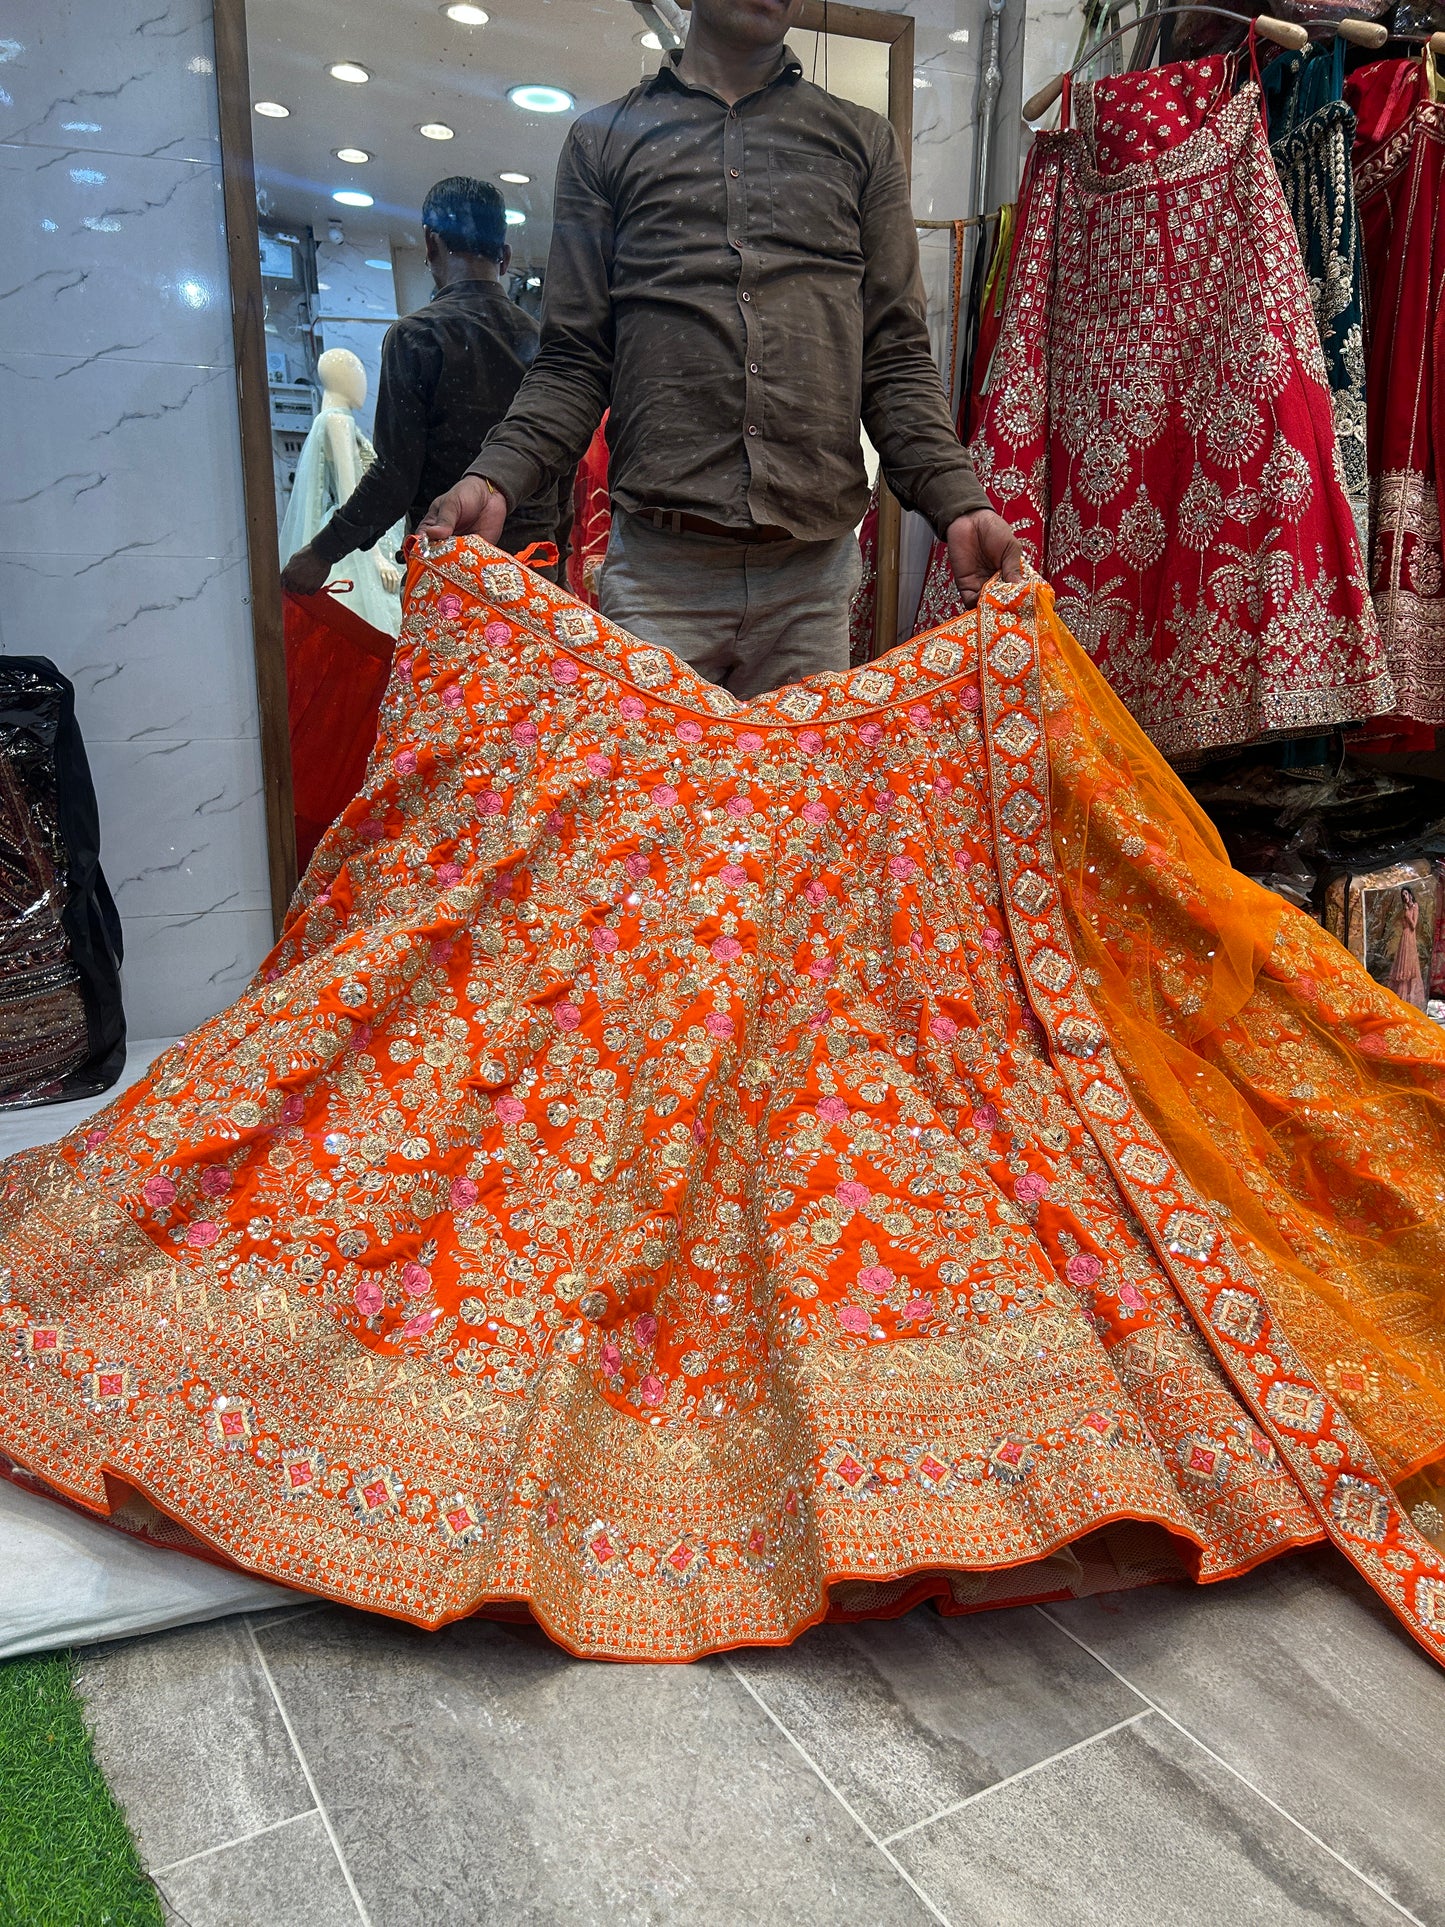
422, 176, 511, 290
317, 347, 367, 412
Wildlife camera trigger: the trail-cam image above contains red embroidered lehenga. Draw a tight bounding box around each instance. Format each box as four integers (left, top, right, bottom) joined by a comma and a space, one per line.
928, 62, 1394, 760
1349, 55, 1445, 723
1, 543, 1443, 1664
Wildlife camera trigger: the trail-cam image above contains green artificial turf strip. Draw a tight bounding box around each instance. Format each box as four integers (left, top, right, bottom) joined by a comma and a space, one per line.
0, 1652, 162, 1927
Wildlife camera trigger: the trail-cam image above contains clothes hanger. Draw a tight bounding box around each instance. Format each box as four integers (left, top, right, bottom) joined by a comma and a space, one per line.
1022, 6, 1308, 120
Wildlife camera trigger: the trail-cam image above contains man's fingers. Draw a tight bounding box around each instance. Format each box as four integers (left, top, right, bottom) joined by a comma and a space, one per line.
1000, 535, 1025, 583
418, 490, 461, 540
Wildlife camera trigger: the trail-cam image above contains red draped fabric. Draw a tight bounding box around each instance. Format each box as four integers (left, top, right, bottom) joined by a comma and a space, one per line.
283, 588, 395, 872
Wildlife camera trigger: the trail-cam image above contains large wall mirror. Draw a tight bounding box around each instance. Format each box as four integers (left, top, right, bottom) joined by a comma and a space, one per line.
213, 0, 916, 922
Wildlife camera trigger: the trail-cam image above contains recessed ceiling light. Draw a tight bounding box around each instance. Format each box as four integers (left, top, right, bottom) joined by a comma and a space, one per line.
638, 29, 662, 49
335, 146, 371, 163
418, 121, 455, 140
333, 189, 374, 207
365, 257, 391, 269
499, 170, 530, 184
444, 2, 489, 21
254, 100, 290, 117
504, 208, 526, 225
329, 61, 370, 84
508, 84, 573, 113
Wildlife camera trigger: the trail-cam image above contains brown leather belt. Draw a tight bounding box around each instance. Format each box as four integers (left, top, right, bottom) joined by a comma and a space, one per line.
634, 507, 794, 544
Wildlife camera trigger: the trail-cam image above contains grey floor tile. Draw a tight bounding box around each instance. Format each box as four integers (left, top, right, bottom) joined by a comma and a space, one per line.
730, 1602, 1144, 1838
76, 1617, 313, 1870
1046, 1550, 1445, 1921
0, 1037, 174, 1160
255, 1609, 935, 1927
892, 1713, 1409, 1927
156, 1812, 358, 1927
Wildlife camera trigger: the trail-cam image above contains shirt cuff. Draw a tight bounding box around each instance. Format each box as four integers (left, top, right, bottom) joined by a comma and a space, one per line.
464, 447, 543, 516
915, 463, 993, 539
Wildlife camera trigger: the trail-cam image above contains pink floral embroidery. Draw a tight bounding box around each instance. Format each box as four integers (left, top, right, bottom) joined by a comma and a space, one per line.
725, 795, 753, 817
640, 1373, 665, 1406
711, 936, 742, 962
817, 1096, 848, 1125
858, 722, 883, 747
402, 1308, 439, 1338
905, 1295, 934, 1320
186, 1221, 220, 1249
972, 1104, 998, 1132
585, 753, 611, 777
807, 957, 834, 980
736, 730, 764, 752
1118, 1280, 1147, 1311
676, 720, 703, 743
836, 1180, 869, 1210
393, 749, 418, 776
601, 1342, 622, 1375
625, 853, 651, 880
858, 1263, 894, 1295
837, 1305, 870, 1333
960, 686, 982, 712
437, 862, 463, 885
450, 1176, 478, 1210
720, 862, 748, 888
438, 593, 463, 619
804, 879, 830, 907
1015, 1172, 1050, 1203
476, 791, 505, 816
801, 802, 830, 825
281, 1095, 305, 1124
929, 1015, 958, 1041
441, 686, 465, 711
512, 721, 539, 746
888, 855, 916, 880
1066, 1252, 1103, 1286
908, 704, 932, 728
495, 1097, 526, 1124
620, 696, 646, 721
199, 1168, 231, 1198
484, 620, 510, 646
551, 657, 579, 684
402, 1263, 432, 1297
554, 1002, 582, 1032
592, 927, 620, 954
654, 783, 679, 809
142, 1175, 176, 1209
634, 1314, 658, 1348
354, 1280, 383, 1316
704, 1011, 735, 1039
797, 730, 823, 754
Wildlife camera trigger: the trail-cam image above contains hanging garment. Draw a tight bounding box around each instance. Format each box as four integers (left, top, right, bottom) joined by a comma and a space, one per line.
0, 660, 124, 1109
283, 590, 396, 874
278, 408, 406, 639
0, 541, 1443, 1664
913, 200, 1021, 640
567, 418, 612, 610
1266, 41, 1371, 550
1348, 54, 1445, 723
965, 62, 1392, 759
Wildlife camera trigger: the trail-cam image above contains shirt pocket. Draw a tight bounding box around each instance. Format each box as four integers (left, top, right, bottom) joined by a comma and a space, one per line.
761, 139, 863, 257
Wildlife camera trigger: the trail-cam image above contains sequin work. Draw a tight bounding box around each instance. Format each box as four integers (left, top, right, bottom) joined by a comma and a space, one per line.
0, 543, 1442, 1664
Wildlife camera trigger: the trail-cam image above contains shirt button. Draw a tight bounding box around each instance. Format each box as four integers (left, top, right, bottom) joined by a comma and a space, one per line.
747, 424, 759, 436
730, 167, 740, 178
749, 362, 759, 373
741, 291, 752, 303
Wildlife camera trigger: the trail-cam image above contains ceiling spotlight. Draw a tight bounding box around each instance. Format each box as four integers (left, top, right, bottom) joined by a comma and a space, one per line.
418, 121, 455, 140
638, 29, 662, 49
335, 146, 370, 163
504, 208, 526, 225
332, 189, 374, 207
507, 84, 573, 113
365, 257, 391, 269
499, 170, 530, 184
525, 275, 542, 289
254, 100, 290, 117
444, 2, 489, 20
328, 61, 371, 84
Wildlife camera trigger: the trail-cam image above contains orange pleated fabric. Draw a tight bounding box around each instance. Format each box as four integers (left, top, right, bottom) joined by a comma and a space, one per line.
0, 542, 1442, 1663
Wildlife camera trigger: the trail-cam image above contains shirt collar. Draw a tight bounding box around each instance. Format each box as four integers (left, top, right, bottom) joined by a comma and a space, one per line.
430, 277, 505, 299
647, 45, 803, 100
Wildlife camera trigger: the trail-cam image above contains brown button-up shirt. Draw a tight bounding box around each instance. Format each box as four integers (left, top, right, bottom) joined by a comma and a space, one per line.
470, 50, 989, 542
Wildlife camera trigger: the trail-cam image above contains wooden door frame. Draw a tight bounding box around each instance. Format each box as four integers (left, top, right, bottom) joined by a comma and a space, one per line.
214, 0, 915, 923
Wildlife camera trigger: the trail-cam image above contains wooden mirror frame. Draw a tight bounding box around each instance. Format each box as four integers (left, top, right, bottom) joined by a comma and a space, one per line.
213, 0, 915, 925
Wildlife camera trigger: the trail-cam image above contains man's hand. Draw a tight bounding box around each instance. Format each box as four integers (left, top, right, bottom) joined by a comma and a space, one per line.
418, 474, 509, 546
280, 545, 331, 597
945, 509, 1024, 610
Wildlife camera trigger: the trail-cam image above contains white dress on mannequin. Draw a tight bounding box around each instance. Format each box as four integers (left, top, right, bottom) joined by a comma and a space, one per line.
279, 350, 405, 637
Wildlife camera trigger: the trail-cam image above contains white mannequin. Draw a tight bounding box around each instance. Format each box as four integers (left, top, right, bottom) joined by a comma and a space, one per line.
315, 350, 401, 594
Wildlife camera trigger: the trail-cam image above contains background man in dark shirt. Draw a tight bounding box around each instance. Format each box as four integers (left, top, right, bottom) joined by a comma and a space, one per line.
419, 0, 1019, 696
281, 177, 565, 598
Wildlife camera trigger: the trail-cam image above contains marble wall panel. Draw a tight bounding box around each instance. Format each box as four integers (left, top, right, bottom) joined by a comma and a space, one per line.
0, 0, 270, 1044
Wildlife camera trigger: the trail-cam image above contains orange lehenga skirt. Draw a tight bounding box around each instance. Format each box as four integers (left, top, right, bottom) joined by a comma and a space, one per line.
2, 540, 1444, 1664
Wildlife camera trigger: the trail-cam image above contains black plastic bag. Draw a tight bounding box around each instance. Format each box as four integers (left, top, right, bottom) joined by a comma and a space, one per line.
0, 658, 124, 1108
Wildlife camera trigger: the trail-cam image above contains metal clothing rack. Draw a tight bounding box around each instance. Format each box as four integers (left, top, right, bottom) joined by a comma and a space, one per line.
1024, 3, 1445, 118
